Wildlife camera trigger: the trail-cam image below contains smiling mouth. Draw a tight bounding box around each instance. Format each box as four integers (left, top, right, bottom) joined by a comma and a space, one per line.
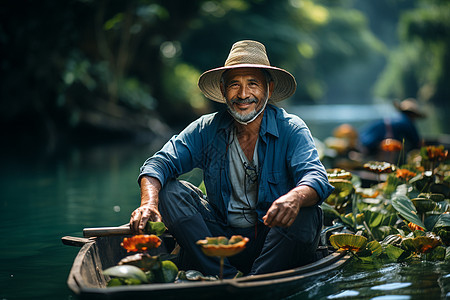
231, 98, 257, 110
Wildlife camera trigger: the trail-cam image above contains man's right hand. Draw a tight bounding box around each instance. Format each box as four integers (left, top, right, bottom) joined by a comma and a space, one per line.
130, 204, 162, 233
129, 176, 162, 233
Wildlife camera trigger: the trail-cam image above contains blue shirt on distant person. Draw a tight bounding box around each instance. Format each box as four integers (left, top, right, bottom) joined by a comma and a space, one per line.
359, 112, 420, 154
139, 104, 333, 224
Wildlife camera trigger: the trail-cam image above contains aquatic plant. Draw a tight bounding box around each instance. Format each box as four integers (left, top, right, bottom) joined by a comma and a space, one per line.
121, 234, 162, 252
197, 235, 249, 279
330, 233, 367, 252
324, 144, 450, 263
103, 222, 179, 286
325, 179, 355, 214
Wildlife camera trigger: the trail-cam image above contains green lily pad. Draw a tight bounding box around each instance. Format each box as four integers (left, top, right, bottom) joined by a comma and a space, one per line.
411, 198, 437, 213
391, 194, 426, 230
325, 179, 355, 212
329, 233, 367, 251
418, 193, 445, 202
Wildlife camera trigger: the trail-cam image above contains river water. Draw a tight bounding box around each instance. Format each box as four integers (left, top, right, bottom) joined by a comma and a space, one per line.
1, 104, 448, 299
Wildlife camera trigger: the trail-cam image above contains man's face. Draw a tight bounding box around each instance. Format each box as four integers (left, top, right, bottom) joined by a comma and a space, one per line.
221, 68, 273, 124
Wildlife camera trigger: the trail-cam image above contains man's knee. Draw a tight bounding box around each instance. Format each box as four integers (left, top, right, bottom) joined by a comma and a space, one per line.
158, 179, 200, 225
287, 205, 322, 244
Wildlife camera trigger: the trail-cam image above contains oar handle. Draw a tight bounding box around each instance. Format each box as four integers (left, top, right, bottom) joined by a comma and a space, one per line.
83, 225, 133, 237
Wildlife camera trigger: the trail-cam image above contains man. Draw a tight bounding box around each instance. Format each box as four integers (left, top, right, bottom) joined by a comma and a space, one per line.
130, 40, 333, 277
359, 98, 426, 156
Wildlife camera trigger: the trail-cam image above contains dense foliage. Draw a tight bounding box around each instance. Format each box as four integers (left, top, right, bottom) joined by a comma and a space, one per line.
325, 145, 450, 263
1, 0, 448, 150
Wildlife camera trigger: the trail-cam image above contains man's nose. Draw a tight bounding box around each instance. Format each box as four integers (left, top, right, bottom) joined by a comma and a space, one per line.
237, 85, 250, 99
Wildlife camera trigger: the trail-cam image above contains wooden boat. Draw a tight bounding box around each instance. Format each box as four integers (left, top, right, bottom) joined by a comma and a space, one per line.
62, 224, 351, 300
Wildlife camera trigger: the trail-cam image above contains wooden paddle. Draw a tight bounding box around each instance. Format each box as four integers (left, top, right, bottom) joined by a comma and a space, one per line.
83, 224, 133, 237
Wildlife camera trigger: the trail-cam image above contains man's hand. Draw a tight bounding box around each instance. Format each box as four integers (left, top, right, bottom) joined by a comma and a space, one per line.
263, 193, 300, 227
263, 185, 319, 228
129, 176, 162, 233
130, 204, 162, 233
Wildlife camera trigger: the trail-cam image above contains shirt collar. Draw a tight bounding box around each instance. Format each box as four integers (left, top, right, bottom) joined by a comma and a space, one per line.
259, 104, 279, 139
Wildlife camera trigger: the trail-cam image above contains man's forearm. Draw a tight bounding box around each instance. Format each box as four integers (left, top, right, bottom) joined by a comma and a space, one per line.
140, 175, 162, 207
289, 185, 320, 208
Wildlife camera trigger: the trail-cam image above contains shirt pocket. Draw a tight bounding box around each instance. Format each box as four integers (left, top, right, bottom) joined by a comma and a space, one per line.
266, 171, 283, 201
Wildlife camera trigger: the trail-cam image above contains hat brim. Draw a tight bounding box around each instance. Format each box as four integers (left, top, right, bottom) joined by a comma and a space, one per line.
198, 64, 297, 103
393, 100, 426, 118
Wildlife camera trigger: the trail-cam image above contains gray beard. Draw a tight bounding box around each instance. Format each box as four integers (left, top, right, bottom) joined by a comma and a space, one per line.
226, 97, 268, 125
227, 105, 261, 124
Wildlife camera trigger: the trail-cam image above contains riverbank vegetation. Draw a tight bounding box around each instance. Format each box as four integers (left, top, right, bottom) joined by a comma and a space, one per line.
325, 144, 450, 264
1, 0, 449, 153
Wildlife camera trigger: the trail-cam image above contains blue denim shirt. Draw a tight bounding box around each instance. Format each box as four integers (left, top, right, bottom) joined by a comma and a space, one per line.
140, 104, 333, 223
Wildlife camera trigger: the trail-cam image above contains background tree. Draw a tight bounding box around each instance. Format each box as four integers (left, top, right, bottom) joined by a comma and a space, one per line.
373, 0, 450, 134
0, 0, 447, 153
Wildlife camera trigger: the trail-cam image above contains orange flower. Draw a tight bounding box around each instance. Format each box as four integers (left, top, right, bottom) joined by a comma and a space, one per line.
423, 145, 448, 162
121, 234, 162, 252
197, 235, 249, 257
396, 169, 417, 181
380, 139, 402, 152
408, 222, 424, 232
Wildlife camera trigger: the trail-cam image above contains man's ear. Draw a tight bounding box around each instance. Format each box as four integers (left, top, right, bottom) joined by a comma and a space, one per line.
268, 81, 274, 99
220, 82, 225, 97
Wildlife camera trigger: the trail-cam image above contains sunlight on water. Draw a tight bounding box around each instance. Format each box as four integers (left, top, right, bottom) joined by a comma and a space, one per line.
327, 290, 360, 298
371, 282, 412, 291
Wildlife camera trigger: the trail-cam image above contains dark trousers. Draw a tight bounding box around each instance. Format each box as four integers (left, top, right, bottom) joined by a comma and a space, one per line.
159, 179, 323, 278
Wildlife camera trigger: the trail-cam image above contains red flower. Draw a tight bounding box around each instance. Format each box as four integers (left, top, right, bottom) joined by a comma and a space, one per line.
121, 235, 162, 252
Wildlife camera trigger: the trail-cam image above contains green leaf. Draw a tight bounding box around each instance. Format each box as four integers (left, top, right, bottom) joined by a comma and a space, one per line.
384, 244, 404, 261
367, 240, 383, 257
145, 221, 167, 236
391, 194, 426, 230
364, 209, 383, 228
425, 246, 446, 261
433, 213, 450, 230
107, 278, 124, 287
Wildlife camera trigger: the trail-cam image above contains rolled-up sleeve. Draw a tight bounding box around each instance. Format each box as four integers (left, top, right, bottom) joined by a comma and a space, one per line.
286, 126, 334, 204
138, 118, 206, 187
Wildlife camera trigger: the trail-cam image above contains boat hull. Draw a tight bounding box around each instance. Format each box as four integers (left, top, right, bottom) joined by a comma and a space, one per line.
65, 234, 350, 299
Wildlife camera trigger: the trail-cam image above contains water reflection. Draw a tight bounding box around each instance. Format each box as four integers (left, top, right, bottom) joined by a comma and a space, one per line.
0, 142, 162, 300
291, 260, 450, 299
1, 141, 450, 299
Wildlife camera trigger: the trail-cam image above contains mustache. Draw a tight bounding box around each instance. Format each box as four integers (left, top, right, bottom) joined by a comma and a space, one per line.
230, 97, 258, 105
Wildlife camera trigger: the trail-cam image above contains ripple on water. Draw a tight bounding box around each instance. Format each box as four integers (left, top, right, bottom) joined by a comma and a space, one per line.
370, 296, 411, 300
371, 282, 412, 291
327, 290, 359, 299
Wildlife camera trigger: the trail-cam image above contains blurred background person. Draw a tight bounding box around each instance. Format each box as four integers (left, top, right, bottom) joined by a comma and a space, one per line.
358, 98, 426, 157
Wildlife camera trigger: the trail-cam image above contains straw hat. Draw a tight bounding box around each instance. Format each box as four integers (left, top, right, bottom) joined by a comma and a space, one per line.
198, 40, 297, 103
394, 98, 426, 118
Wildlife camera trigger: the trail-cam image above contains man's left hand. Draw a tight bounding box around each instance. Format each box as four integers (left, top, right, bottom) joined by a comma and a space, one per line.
262, 185, 319, 228
263, 193, 300, 228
